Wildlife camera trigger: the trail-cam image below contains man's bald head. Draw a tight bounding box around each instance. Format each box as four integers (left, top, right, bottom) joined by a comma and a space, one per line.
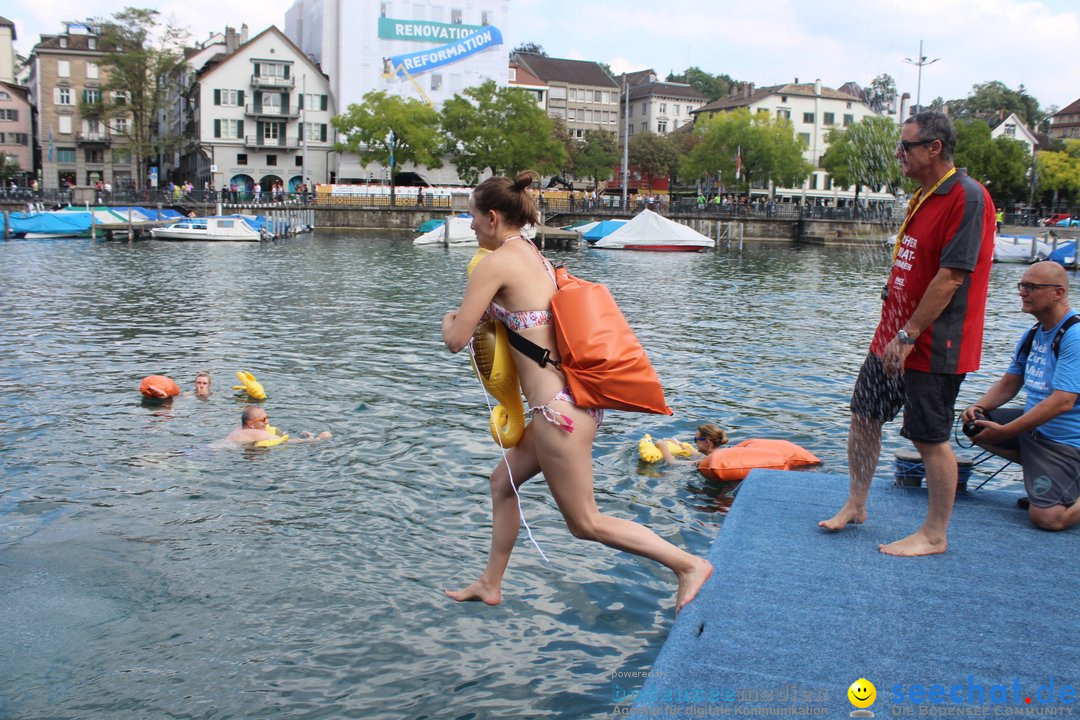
1024, 261, 1069, 292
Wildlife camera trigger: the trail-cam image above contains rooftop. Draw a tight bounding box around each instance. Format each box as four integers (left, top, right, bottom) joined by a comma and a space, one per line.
512, 53, 617, 88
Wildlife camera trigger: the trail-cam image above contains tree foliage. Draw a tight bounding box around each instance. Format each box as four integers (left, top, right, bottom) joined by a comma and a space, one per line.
573, 129, 619, 187
511, 42, 546, 57
666, 67, 739, 102
331, 90, 442, 204
945, 81, 1045, 134
439, 80, 567, 183
1036, 140, 1080, 209
628, 132, 679, 188
0, 154, 22, 184
85, 8, 190, 190
820, 116, 902, 205
864, 74, 897, 115
953, 119, 1031, 204
681, 108, 811, 190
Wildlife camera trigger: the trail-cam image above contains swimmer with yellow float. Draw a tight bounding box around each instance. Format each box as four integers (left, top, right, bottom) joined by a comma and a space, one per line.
225, 406, 331, 447
139, 371, 329, 447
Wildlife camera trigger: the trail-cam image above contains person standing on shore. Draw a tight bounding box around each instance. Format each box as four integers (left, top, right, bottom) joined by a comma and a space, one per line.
819, 110, 996, 556
441, 172, 713, 611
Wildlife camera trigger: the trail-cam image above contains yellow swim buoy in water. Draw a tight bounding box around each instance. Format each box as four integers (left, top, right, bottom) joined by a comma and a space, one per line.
252, 423, 287, 444
639, 434, 696, 462
468, 249, 525, 447
233, 370, 267, 400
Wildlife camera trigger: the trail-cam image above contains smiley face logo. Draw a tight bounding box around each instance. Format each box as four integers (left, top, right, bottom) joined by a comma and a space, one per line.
848, 678, 876, 709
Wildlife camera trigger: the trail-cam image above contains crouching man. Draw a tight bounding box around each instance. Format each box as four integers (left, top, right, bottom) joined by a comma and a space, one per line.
963, 261, 1080, 530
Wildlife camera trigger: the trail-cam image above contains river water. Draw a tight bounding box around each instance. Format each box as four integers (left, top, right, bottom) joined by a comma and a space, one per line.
0, 231, 1038, 719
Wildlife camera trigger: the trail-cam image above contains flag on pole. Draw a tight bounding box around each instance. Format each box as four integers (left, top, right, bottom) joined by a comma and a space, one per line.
48, 128, 54, 163
734, 145, 742, 181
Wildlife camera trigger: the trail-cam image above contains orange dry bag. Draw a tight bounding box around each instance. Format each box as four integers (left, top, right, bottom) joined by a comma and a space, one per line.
506, 265, 671, 415
140, 375, 181, 399
697, 438, 821, 482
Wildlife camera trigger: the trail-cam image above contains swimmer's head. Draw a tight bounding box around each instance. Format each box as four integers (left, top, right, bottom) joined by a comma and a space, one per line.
194, 371, 211, 397
695, 424, 728, 451
241, 405, 268, 427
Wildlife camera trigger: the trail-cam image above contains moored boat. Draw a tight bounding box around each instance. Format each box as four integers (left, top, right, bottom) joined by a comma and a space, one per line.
993, 234, 1051, 263
592, 209, 713, 252
150, 215, 263, 241
413, 219, 538, 247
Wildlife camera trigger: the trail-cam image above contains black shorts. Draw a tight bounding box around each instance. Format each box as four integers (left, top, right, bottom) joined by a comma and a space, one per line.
987, 408, 1080, 508
849, 353, 965, 444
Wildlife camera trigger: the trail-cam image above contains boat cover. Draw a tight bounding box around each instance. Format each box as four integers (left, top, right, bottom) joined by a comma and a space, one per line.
1048, 241, 1077, 266
582, 219, 627, 242
1, 211, 93, 235
593, 209, 713, 249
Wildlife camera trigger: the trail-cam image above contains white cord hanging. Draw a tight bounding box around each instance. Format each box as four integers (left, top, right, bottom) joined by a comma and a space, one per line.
467, 337, 549, 564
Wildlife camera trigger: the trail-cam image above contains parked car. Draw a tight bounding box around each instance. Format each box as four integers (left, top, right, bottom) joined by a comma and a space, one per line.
1057, 217, 1080, 228
1043, 213, 1071, 226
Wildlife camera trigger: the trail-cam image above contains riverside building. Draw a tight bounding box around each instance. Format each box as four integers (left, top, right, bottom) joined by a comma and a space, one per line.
26, 23, 139, 191
0, 80, 32, 185
178, 25, 334, 195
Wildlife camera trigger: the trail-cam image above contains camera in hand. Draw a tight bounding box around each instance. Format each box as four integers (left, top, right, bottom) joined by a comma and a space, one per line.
962, 409, 988, 438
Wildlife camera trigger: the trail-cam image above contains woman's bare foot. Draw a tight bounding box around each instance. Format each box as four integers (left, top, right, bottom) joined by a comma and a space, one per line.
675, 557, 714, 613
818, 502, 868, 531
878, 529, 947, 557
444, 578, 502, 606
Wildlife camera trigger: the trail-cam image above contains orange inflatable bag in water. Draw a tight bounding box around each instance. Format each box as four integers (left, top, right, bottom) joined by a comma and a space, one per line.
697, 438, 821, 482
140, 375, 181, 399
506, 265, 671, 415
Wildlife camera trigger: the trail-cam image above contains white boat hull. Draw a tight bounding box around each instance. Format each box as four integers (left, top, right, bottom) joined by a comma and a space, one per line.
150, 217, 262, 242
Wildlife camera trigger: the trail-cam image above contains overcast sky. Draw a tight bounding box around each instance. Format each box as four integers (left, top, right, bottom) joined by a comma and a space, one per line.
8, 0, 1079, 113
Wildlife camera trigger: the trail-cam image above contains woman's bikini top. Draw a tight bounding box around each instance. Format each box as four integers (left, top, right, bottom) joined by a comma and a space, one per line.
487, 235, 557, 332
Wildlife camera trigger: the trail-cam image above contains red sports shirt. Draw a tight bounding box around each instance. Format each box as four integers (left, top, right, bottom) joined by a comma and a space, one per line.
870, 169, 995, 374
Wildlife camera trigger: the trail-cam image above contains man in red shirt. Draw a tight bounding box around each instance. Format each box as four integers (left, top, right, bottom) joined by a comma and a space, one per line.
819, 110, 995, 556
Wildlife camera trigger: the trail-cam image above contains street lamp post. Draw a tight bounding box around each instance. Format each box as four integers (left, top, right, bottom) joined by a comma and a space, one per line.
903, 40, 939, 113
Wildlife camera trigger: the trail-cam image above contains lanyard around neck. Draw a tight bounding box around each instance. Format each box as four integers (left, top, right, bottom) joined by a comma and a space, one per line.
892, 167, 957, 261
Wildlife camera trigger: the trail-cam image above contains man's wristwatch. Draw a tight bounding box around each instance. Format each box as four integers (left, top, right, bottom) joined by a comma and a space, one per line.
897, 329, 917, 345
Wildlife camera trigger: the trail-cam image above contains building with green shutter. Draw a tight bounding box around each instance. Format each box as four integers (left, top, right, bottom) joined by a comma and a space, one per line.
183, 25, 334, 195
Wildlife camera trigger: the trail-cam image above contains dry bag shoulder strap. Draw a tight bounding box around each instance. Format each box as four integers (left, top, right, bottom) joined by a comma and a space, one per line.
505, 325, 561, 370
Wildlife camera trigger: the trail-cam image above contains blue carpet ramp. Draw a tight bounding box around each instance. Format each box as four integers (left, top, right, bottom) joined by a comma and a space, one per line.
628, 470, 1080, 717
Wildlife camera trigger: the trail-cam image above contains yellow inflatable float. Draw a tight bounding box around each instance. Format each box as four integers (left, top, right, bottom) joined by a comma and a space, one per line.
638, 434, 696, 462
233, 370, 267, 400
468, 249, 525, 447
254, 424, 289, 448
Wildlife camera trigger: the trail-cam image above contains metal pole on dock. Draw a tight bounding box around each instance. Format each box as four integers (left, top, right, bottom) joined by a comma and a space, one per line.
91, 209, 96, 240
127, 209, 133, 241
3, 211, 9, 241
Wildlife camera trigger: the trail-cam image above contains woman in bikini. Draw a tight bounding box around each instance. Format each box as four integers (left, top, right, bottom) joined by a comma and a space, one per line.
441, 172, 713, 612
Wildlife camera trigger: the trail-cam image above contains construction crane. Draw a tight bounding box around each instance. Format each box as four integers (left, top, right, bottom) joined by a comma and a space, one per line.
382, 60, 436, 109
